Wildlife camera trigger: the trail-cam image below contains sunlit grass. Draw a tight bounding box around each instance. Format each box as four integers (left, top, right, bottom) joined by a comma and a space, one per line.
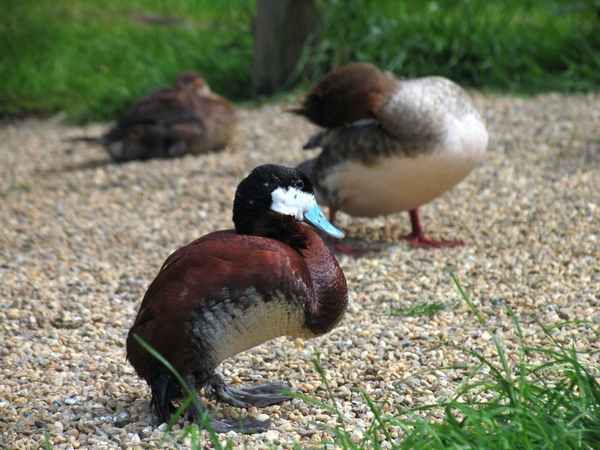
0, 0, 255, 122
1, 0, 599, 122
390, 299, 453, 318
293, 0, 600, 94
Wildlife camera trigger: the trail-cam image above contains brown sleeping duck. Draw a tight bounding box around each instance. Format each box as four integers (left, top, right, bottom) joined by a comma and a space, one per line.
73, 71, 237, 161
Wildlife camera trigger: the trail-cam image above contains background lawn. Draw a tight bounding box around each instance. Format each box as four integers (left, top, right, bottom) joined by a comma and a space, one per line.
1, 0, 599, 122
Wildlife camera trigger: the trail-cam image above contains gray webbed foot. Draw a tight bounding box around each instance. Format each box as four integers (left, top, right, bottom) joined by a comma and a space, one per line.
207, 371, 292, 408
181, 398, 271, 434
182, 385, 270, 434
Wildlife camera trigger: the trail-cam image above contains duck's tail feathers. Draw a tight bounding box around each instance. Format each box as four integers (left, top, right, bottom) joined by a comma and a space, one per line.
302, 128, 328, 150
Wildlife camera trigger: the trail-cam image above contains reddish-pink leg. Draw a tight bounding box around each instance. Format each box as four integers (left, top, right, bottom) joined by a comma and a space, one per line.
404, 209, 464, 248
328, 205, 378, 256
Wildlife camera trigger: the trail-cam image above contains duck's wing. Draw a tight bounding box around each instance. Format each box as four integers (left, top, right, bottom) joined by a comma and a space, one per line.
303, 118, 429, 167
302, 119, 381, 150
103, 87, 201, 143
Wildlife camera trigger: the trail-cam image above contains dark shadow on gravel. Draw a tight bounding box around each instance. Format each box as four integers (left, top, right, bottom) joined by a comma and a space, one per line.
41, 157, 119, 176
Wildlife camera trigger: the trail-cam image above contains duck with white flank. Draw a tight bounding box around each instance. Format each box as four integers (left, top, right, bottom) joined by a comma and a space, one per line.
126, 164, 348, 433
295, 62, 488, 253
72, 71, 237, 161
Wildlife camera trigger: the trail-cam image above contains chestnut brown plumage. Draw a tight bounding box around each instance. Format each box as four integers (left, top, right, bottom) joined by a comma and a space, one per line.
126, 164, 347, 433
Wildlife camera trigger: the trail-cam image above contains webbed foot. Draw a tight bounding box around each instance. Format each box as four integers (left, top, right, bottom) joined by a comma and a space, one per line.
207, 371, 292, 408
183, 391, 272, 434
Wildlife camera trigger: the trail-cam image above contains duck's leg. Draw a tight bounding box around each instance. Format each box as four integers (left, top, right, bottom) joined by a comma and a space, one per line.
405, 209, 464, 248
181, 373, 208, 423
150, 372, 178, 424
328, 205, 378, 256
181, 373, 272, 434
206, 371, 292, 409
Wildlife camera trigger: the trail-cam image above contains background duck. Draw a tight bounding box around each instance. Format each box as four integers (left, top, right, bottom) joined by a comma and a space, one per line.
126, 164, 348, 434
71, 71, 237, 161
295, 62, 488, 253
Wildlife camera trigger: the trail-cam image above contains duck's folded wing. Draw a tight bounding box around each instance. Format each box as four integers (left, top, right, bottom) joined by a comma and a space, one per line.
304, 119, 422, 166
302, 119, 381, 150
103, 90, 200, 142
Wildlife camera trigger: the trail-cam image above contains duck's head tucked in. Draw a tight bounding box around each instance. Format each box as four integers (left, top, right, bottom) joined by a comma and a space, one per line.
293, 62, 396, 129
126, 164, 347, 434
173, 70, 211, 96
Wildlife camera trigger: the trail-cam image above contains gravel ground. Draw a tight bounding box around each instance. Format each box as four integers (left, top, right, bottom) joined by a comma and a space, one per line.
1, 92, 599, 449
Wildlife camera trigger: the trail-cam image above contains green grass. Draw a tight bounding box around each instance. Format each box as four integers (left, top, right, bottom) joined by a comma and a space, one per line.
0, 0, 255, 122
394, 276, 600, 449
1, 0, 599, 122
391, 299, 453, 318
295, 0, 600, 94
134, 334, 234, 449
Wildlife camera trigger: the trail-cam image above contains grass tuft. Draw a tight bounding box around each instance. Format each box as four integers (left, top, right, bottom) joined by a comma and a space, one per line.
391, 299, 452, 318
133, 335, 227, 449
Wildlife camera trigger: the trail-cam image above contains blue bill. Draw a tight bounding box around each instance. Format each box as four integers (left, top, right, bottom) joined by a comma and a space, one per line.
303, 202, 345, 239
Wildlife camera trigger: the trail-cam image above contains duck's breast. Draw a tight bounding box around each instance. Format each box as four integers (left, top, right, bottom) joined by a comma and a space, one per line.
188, 282, 313, 366
316, 113, 487, 217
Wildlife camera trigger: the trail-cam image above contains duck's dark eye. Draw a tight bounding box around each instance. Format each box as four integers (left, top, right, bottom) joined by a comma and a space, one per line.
294, 180, 304, 189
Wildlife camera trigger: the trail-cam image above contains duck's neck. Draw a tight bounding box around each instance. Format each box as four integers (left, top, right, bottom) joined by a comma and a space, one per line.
244, 212, 348, 336
301, 232, 348, 336
243, 211, 311, 251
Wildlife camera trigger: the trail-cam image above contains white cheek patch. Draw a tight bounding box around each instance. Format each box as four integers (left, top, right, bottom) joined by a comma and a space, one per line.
270, 187, 315, 221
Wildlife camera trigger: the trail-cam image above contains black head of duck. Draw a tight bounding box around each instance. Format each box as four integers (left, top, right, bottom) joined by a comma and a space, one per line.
294, 62, 488, 254
71, 70, 238, 162
126, 164, 348, 433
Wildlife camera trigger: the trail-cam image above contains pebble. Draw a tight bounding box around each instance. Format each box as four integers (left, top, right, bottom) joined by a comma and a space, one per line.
129, 433, 140, 445
2, 92, 599, 448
